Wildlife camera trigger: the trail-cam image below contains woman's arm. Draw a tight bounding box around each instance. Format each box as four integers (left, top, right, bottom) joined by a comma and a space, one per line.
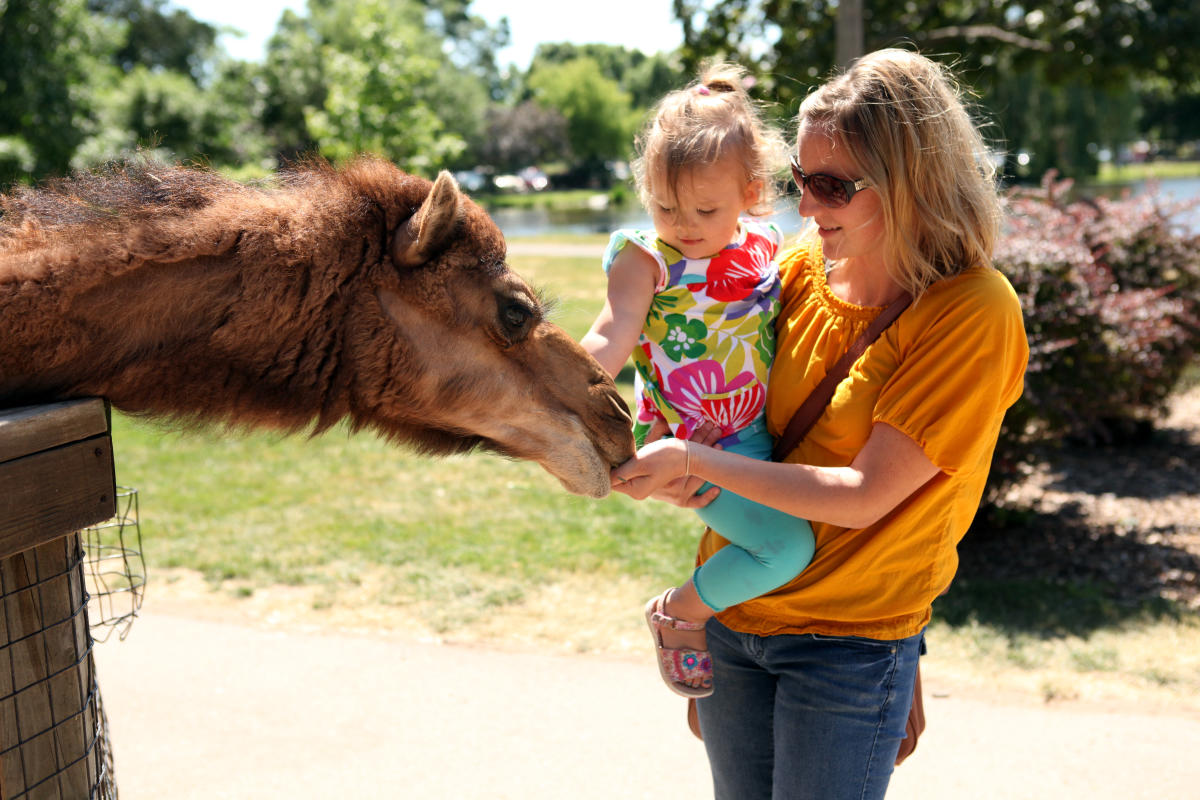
580, 245, 658, 378
611, 421, 940, 529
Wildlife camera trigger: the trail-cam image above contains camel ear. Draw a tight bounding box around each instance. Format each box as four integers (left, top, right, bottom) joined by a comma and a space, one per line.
391, 170, 461, 268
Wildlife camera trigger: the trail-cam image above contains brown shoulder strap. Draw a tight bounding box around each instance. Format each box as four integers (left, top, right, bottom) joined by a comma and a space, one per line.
772, 291, 912, 462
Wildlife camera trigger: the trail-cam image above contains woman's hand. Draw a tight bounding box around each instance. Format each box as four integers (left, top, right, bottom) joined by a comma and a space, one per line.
610, 419, 722, 508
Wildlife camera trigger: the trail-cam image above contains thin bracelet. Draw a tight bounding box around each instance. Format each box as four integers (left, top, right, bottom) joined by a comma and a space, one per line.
683, 439, 691, 476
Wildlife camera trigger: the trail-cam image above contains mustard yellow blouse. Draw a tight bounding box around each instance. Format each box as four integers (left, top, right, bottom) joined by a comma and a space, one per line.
697, 236, 1029, 640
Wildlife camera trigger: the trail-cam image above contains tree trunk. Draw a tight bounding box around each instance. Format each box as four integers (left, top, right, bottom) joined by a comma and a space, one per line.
836, 0, 865, 68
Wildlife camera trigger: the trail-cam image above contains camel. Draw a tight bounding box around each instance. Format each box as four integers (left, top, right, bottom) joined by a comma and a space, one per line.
0, 157, 635, 497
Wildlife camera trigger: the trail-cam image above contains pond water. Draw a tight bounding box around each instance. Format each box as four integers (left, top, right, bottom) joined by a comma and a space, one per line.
485, 176, 1200, 239
1130, 175, 1200, 231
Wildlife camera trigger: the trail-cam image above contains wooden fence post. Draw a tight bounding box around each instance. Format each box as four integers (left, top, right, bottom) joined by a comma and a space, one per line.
0, 399, 117, 799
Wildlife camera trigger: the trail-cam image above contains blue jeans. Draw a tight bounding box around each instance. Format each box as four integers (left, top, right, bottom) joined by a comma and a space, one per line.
695, 620, 923, 800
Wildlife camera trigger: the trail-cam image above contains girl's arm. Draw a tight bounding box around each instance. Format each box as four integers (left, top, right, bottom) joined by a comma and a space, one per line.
580, 244, 658, 378
611, 421, 940, 529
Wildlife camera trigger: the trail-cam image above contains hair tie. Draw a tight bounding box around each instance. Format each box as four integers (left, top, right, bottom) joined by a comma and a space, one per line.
695, 85, 711, 96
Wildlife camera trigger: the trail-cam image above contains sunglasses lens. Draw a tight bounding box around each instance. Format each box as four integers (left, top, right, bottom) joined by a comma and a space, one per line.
809, 174, 849, 208
791, 160, 852, 209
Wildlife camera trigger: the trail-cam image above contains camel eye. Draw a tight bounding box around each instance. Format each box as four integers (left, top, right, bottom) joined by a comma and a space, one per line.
500, 299, 534, 339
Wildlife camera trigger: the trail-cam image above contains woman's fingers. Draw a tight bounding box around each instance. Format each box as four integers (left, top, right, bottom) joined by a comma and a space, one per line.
683, 482, 721, 509
610, 427, 727, 507
649, 475, 719, 508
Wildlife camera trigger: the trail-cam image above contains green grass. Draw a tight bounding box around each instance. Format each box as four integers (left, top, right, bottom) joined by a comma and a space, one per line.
112, 414, 700, 587
1094, 159, 1200, 185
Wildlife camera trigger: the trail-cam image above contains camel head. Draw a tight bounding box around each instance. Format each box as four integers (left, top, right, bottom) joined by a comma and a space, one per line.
355, 167, 636, 497
0, 158, 635, 498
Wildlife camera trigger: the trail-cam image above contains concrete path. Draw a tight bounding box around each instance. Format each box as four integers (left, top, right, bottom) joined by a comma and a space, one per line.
94, 610, 1200, 799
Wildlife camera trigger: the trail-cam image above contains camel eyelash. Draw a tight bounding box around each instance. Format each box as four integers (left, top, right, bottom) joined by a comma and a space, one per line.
535, 288, 559, 321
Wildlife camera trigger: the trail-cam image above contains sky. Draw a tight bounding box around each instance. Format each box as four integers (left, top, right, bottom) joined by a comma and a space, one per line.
171, 0, 684, 69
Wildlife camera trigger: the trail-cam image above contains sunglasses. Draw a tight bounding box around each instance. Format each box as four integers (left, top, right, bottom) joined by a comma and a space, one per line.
789, 155, 871, 209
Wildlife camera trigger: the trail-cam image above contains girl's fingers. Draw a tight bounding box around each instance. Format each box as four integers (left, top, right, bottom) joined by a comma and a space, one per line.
642, 417, 671, 444
687, 420, 723, 448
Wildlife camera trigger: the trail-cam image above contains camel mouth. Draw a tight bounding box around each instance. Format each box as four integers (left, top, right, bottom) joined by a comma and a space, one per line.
553, 461, 612, 499
564, 476, 611, 500
539, 440, 613, 499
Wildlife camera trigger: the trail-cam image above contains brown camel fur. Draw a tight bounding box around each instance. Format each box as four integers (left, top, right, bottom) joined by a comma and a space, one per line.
0, 157, 634, 497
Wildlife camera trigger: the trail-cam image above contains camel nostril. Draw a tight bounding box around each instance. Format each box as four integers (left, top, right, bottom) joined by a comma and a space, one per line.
608, 393, 631, 420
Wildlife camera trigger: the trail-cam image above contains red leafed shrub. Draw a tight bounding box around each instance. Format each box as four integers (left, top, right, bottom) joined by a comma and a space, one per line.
988, 172, 1200, 497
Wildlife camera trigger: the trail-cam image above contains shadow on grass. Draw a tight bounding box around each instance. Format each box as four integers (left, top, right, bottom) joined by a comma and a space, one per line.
1041, 420, 1200, 502
942, 505, 1199, 638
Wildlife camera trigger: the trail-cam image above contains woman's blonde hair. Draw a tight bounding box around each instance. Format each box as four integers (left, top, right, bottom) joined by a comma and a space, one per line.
798, 48, 1002, 297
632, 62, 786, 216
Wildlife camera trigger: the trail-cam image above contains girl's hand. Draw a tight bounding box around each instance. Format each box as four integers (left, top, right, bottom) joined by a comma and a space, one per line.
610, 419, 722, 507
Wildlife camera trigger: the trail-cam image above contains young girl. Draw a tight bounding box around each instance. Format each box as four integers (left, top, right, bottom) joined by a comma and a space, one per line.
581, 64, 814, 698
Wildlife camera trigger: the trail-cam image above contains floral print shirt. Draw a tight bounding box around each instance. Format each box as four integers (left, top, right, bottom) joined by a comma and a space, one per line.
602, 218, 783, 445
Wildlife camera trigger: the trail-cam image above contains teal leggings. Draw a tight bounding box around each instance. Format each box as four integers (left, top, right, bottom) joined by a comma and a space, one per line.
691, 420, 815, 612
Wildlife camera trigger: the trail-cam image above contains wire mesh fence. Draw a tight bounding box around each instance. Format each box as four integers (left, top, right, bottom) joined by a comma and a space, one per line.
83, 489, 144, 644
0, 534, 115, 799
0, 487, 142, 799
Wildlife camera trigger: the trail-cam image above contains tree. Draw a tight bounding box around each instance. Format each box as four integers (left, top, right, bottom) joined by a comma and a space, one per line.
87, 0, 220, 83
251, 0, 499, 173
419, 0, 510, 99
0, 0, 119, 184
260, 8, 327, 162
527, 43, 684, 109
526, 57, 637, 184
1137, 78, 1200, 146
836, 0, 863, 67
672, 0, 1200, 178
480, 102, 570, 173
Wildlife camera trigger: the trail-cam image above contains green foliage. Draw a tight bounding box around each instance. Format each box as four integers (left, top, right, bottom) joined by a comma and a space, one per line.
528, 43, 685, 109
257, 0, 490, 173
671, 0, 1200, 179
87, 0, 219, 82
2, 0, 510, 179
419, 0, 510, 98
1137, 77, 1200, 144
301, 0, 454, 169
526, 57, 638, 182
260, 8, 326, 161
4, 1, 1200, 185
73, 66, 239, 166
989, 173, 1200, 492
0, 136, 35, 183
0, 0, 120, 183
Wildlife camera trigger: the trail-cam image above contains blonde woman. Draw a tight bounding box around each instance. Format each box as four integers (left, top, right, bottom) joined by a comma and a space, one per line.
612, 49, 1029, 799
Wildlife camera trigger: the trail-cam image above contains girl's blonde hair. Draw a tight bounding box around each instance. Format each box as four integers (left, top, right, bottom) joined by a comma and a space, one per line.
632, 63, 786, 216
798, 48, 1002, 297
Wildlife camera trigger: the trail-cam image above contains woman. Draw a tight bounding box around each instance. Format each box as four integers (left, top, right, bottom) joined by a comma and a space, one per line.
612, 48, 1029, 799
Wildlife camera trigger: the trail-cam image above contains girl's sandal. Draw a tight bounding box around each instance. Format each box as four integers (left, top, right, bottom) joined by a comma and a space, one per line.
644, 591, 713, 698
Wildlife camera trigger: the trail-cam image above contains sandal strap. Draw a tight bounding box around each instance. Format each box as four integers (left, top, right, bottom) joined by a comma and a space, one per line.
650, 609, 707, 632
662, 647, 713, 684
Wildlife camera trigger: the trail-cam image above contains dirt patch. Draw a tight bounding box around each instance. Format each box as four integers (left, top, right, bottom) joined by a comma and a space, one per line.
964, 385, 1200, 610
145, 568, 660, 657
